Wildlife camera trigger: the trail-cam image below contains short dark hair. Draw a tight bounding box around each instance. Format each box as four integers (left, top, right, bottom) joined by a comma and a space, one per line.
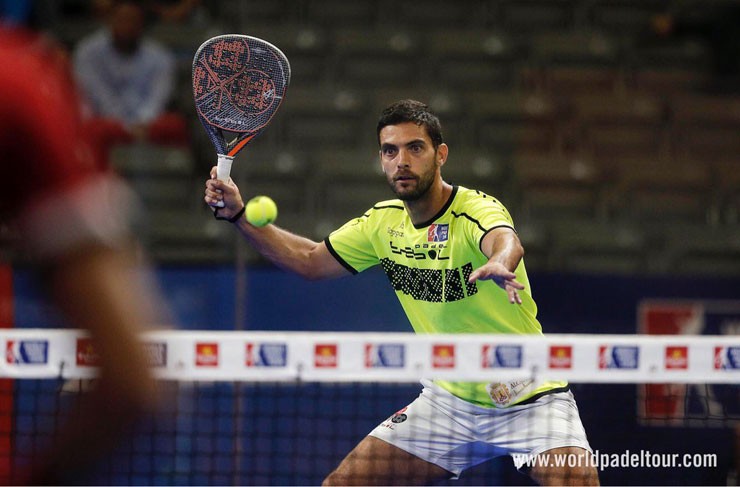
376, 99, 444, 149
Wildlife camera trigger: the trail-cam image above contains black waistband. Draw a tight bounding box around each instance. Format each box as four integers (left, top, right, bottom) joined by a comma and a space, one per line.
513, 385, 571, 407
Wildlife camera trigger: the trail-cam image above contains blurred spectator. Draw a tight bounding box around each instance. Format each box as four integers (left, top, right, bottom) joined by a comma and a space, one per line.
0, 21, 171, 484
93, 0, 203, 24
649, 2, 740, 94
148, 0, 203, 23
73, 0, 188, 147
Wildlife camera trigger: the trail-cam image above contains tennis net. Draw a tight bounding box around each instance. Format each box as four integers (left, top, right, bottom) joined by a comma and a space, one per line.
1, 330, 738, 485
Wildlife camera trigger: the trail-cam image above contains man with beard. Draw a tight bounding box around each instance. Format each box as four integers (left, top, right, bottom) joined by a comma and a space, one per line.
204, 100, 598, 486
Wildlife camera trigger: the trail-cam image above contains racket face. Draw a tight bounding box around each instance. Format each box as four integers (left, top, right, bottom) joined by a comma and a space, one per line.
192, 35, 290, 155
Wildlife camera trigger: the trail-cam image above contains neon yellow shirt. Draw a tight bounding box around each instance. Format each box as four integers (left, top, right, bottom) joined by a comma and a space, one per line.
325, 186, 567, 407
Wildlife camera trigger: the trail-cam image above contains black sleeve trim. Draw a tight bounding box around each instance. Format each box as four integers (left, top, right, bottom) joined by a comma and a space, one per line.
478, 224, 517, 255
323, 237, 359, 275
372, 203, 404, 211
451, 210, 487, 233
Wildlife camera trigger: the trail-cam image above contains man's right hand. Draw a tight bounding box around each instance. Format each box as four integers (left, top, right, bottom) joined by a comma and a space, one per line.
204, 166, 245, 220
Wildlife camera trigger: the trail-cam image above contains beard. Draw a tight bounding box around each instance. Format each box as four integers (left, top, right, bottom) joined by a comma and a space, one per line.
387, 166, 436, 201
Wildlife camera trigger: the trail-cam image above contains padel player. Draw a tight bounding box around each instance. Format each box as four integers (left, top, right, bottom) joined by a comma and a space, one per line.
0, 24, 166, 484
205, 100, 599, 486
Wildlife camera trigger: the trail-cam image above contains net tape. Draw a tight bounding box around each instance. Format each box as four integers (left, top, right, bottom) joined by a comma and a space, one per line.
2, 330, 738, 384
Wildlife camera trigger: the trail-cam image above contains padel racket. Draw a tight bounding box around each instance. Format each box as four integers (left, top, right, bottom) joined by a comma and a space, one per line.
193, 34, 290, 207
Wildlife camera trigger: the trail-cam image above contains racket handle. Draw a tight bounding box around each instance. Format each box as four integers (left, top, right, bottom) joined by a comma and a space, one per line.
217, 154, 234, 181
214, 154, 234, 208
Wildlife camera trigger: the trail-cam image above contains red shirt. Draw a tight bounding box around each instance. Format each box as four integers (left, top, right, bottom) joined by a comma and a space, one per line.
0, 27, 132, 258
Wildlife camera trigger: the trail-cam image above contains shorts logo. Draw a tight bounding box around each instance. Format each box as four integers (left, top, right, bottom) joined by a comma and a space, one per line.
549, 345, 572, 369
665, 346, 688, 370
481, 344, 522, 368
427, 223, 448, 242
390, 407, 408, 424
714, 346, 740, 370
599, 345, 639, 369
488, 383, 512, 405
487, 379, 535, 407
315, 344, 338, 368
432, 344, 455, 368
365, 343, 405, 368
246, 343, 287, 367
143, 342, 167, 367
6, 340, 48, 365
196, 342, 219, 367
76, 338, 101, 366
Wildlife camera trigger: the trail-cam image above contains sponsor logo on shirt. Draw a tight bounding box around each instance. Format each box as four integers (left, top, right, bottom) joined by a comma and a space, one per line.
381, 258, 477, 303
6, 340, 48, 365
196, 342, 219, 367
432, 344, 455, 368
427, 223, 449, 242
388, 241, 448, 261
665, 346, 688, 370
246, 342, 287, 367
599, 345, 639, 369
365, 343, 405, 368
314, 344, 338, 368
549, 345, 572, 369
481, 344, 523, 368
714, 346, 740, 370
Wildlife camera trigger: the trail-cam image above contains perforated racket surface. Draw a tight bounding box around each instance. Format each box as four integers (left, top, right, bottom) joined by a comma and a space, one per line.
193, 34, 290, 199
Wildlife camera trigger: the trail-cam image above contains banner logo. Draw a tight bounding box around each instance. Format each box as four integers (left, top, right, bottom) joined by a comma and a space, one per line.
549, 345, 572, 369
481, 344, 522, 368
76, 338, 100, 366
714, 346, 740, 370
246, 343, 287, 367
665, 346, 688, 370
196, 342, 219, 367
599, 345, 639, 369
314, 344, 338, 368
6, 340, 48, 365
365, 343, 405, 368
432, 344, 455, 368
142, 342, 167, 367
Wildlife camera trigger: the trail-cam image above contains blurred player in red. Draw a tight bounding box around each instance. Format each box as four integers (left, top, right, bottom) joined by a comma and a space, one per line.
0, 23, 167, 484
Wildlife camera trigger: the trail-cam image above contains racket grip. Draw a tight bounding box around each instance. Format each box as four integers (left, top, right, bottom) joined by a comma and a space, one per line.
217, 154, 234, 182
214, 154, 234, 208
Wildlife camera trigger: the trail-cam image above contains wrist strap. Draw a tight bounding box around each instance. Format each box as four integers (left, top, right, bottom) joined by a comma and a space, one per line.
214, 205, 245, 223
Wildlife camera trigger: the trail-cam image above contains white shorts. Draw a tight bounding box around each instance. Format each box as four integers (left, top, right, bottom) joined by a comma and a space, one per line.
369, 380, 593, 478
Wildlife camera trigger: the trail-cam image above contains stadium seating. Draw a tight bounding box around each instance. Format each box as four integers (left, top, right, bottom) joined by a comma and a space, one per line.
40, 0, 738, 275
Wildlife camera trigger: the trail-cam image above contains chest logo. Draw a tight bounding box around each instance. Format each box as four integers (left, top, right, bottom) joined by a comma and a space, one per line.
427, 223, 448, 242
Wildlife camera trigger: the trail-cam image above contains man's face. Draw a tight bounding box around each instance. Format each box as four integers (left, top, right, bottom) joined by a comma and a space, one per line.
110, 3, 144, 55
378, 122, 445, 201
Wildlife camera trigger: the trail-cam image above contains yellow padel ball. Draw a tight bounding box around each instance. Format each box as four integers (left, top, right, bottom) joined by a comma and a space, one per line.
245, 196, 277, 227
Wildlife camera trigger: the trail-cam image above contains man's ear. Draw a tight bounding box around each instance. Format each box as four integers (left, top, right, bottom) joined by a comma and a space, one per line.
437, 143, 449, 167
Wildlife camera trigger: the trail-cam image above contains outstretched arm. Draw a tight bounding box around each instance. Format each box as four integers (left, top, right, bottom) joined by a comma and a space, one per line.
467, 227, 526, 304
204, 168, 350, 280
